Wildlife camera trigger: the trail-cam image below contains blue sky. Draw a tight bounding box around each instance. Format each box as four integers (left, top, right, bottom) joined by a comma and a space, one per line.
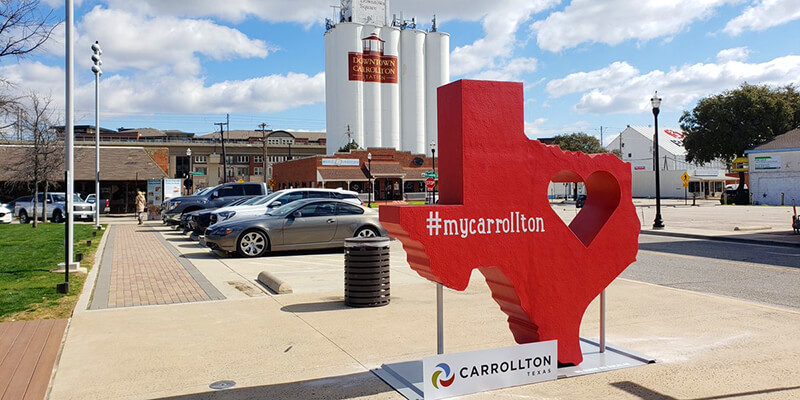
1, 0, 799, 144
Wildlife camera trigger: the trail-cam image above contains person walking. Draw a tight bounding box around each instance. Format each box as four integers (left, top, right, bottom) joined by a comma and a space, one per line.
135, 190, 146, 225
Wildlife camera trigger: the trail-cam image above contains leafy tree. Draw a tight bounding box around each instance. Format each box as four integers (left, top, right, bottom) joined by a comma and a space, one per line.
337, 140, 360, 153
551, 132, 607, 154
551, 132, 607, 199
680, 84, 799, 204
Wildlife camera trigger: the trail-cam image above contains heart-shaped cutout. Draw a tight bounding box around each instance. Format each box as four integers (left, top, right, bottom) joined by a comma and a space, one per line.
550, 170, 621, 247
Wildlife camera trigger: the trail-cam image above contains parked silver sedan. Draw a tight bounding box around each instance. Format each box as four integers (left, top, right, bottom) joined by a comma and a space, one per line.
204, 198, 386, 257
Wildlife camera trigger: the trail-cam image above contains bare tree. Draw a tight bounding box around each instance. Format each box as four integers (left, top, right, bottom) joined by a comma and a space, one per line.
0, 1, 59, 137
0, 0, 59, 59
4, 92, 62, 227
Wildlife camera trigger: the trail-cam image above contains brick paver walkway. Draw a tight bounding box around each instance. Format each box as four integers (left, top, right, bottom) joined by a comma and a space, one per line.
102, 225, 214, 308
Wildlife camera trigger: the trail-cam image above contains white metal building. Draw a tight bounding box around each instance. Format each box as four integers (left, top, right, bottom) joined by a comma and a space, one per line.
747, 128, 800, 206
606, 125, 730, 198
324, 0, 450, 155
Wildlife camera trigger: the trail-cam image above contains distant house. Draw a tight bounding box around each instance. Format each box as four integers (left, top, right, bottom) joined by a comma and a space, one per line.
746, 128, 800, 206
606, 125, 731, 198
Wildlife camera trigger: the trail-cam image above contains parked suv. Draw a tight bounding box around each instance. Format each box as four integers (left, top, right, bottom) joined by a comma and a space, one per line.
85, 194, 111, 214
161, 182, 268, 224
209, 188, 363, 226
15, 193, 95, 223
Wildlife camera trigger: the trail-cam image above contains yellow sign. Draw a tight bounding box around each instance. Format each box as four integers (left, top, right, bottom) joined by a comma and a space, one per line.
268, 178, 276, 188
237, 179, 244, 183
682, 182, 689, 188
680, 172, 690, 183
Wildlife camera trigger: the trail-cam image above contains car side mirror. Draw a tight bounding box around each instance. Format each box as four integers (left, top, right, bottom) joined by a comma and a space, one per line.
291, 211, 302, 219
46, 199, 52, 204
270, 201, 281, 208
211, 191, 219, 199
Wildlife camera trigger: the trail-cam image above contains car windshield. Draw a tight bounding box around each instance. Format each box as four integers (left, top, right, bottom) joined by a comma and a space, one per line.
240, 195, 266, 206
52, 194, 66, 202
252, 192, 281, 206
194, 187, 214, 196
267, 201, 303, 217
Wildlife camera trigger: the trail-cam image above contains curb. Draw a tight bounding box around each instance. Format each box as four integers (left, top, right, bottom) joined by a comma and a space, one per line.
257, 271, 293, 294
641, 230, 800, 248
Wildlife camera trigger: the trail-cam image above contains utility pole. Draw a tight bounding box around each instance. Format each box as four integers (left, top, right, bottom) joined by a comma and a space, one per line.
214, 121, 228, 183
259, 122, 269, 183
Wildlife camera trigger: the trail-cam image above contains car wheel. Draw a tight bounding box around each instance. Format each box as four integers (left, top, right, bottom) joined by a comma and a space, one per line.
52, 210, 64, 223
355, 226, 380, 238
237, 229, 269, 258
19, 210, 29, 224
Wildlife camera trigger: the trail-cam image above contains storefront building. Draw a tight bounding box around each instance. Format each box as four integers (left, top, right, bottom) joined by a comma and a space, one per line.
272, 148, 435, 201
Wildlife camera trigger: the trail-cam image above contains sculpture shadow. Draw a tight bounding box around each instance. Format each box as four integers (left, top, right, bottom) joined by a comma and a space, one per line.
153, 371, 392, 400
610, 381, 800, 400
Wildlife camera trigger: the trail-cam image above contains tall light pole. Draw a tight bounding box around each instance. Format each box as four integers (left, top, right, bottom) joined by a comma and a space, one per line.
430, 141, 437, 204
185, 148, 193, 195
367, 152, 372, 207
651, 91, 665, 229
91, 41, 102, 228
60, 0, 75, 294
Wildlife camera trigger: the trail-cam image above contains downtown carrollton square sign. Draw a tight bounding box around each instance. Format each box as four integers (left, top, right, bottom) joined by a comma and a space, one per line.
379, 80, 640, 366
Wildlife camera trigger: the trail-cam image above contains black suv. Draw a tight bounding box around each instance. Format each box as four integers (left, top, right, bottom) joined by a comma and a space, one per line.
162, 182, 268, 224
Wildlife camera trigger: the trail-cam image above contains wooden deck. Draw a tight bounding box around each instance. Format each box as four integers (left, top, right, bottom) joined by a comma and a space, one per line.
0, 320, 67, 400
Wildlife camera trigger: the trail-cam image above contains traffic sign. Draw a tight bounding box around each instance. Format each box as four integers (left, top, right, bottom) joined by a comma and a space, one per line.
682, 182, 689, 188
680, 172, 690, 183
423, 172, 438, 179
425, 177, 436, 190
268, 178, 276, 188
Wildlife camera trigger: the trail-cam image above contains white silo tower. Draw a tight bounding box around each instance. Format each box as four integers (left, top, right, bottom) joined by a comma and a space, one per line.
324, 0, 450, 155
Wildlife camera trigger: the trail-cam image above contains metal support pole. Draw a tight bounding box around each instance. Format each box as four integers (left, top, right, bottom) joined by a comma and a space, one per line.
94, 71, 100, 227
437, 283, 444, 354
65, 0, 75, 277
599, 290, 606, 353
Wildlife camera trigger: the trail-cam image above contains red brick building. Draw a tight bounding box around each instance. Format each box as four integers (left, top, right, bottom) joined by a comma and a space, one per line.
272, 148, 435, 201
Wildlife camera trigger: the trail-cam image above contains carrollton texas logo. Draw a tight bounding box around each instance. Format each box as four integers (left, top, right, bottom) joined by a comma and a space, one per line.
431, 363, 454, 389
379, 80, 640, 366
348, 32, 398, 83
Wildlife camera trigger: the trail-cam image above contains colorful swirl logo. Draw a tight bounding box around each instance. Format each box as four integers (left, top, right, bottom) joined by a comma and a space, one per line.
431, 363, 455, 389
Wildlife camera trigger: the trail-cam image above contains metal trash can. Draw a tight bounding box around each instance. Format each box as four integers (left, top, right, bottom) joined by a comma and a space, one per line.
344, 237, 391, 307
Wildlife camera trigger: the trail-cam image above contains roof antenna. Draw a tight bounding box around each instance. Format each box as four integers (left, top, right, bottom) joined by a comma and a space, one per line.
431, 15, 437, 32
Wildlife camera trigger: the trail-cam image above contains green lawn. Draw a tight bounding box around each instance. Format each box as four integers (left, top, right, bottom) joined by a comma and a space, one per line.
0, 223, 104, 321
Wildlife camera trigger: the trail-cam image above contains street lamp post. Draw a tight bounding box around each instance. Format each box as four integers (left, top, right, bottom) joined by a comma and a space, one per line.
186, 148, 193, 195
91, 41, 102, 228
430, 141, 437, 205
651, 91, 665, 229
367, 152, 372, 207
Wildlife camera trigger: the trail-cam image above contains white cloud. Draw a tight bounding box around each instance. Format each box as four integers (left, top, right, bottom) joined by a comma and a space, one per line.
0, 61, 325, 117
532, 0, 732, 52
524, 118, 592, 138
548, 55, 800, 114
724, 0, 800, 35
716, 46, 750, 62
546, 61, 639, 97
450, 0, 559, 77
472, 57, 538, 81
76, 7, 271, 76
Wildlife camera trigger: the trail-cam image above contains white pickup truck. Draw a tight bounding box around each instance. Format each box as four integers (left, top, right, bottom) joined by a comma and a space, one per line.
14, 192, 95, 223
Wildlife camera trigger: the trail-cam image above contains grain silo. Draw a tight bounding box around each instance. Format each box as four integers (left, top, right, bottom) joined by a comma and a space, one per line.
324, 0, 450, 155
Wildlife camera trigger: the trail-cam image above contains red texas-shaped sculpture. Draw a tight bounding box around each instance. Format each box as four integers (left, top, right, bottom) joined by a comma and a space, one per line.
379, 80, 640, 366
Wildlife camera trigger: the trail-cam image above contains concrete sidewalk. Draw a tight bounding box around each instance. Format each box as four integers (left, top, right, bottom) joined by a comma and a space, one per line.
49, 234, 800, 400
